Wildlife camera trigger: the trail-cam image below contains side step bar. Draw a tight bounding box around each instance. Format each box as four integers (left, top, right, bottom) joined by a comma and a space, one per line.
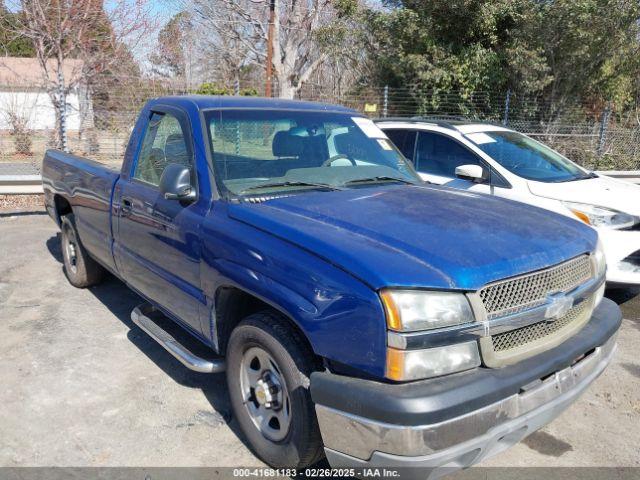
131, 303, 226, 373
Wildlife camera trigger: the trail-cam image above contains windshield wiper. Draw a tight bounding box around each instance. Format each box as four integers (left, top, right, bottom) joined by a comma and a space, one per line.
342, 176, 419, 187
582, 172, 598, 179
553, 171, 598, 183
239, 180, 343, 195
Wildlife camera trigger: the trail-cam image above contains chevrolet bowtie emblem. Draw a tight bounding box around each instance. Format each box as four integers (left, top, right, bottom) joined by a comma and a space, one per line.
544, 293, 573, 321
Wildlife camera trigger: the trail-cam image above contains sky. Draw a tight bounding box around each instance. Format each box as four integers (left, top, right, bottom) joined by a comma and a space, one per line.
151, 0, 183, 22
112, 0, 184, 72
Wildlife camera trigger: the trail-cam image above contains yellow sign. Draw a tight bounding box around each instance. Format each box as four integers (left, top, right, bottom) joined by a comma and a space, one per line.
364, 103, 378, 113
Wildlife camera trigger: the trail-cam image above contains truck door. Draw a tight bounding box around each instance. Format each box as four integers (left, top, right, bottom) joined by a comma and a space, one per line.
114, 106, 206, 335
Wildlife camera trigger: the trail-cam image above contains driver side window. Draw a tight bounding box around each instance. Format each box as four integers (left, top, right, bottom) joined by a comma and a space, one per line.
134, 112, 191, 186
415, 132, 481, 178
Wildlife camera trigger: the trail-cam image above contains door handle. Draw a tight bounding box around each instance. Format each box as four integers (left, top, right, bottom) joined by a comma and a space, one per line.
121, 198, 133, 216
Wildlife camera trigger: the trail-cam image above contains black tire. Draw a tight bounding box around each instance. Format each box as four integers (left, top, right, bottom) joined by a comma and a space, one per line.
60, 213, 105, 288
226, 311, 324, 469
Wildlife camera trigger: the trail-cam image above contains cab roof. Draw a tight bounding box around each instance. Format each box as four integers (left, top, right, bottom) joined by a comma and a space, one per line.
146, 95, 359, 114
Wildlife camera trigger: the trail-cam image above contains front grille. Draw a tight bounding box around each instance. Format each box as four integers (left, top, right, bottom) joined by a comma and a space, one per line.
479, 255, 593, 320
491, 301, 588, 352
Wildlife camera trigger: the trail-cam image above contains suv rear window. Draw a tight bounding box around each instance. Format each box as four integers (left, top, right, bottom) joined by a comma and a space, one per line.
384, 129, 417, 161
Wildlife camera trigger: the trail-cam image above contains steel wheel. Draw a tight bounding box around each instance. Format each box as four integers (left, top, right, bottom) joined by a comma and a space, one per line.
59, 214, 105, 288
63, 224, 79, 274
239, 346, 291, 442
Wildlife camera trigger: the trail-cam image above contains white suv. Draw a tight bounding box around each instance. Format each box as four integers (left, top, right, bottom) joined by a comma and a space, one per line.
376, 118, 640, 286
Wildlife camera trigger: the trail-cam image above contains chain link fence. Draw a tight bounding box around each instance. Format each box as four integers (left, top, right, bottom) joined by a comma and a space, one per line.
1, 80, 639, 172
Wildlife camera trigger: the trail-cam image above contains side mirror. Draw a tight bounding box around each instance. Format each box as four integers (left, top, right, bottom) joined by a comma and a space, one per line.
455, 164, 488, 183
159, 163, 196, 201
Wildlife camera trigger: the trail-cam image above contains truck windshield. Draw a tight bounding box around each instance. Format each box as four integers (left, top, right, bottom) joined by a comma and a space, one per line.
204, 109, 421, 196
465, 130, 593, 183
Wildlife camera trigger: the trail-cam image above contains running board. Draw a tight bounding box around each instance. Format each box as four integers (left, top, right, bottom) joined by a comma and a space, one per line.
131, 303, 225, 373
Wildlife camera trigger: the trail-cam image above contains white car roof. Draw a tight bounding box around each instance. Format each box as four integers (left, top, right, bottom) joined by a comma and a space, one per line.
454, 124, 511, 134
375, 120, 513, 135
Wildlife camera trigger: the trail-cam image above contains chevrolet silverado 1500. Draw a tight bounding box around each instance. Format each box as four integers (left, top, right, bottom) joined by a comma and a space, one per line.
42, 96, 621, 475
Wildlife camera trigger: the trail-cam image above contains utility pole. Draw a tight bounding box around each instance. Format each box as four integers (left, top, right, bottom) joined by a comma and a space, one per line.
383, 85, 389, 118
597, 102, 612, 158
502, 89, 511, 127
265, 0, 275, 97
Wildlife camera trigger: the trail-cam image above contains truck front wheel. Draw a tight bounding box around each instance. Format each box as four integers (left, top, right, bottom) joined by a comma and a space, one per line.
226, 311, 324, 469
60, 214, 105, 288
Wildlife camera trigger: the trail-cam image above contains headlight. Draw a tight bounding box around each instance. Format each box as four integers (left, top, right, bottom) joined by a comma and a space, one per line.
381, 289, 479, 381
563, 201, 638, 229
386, 342, 481, 381
380, 289, 475, 332
592, 237, 606, 279
592, 238, 606, 308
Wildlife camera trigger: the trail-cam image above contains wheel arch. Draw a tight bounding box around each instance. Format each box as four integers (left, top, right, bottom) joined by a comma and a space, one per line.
53, 194, 72, 225
213, 285, 317, 360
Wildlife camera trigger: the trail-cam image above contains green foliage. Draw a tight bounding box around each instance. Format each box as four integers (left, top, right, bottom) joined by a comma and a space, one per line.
332, 0, 359, 18
239, 87, 259, 97
196, 83, 259, 96
362, 0, 640, 117
0, 7, 35, 57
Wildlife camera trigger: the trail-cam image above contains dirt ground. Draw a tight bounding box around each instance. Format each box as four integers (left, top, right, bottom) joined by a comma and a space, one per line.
0, 212, 639, 469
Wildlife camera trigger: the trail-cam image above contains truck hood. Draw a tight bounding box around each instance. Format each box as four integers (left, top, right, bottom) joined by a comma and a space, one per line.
228, 185, 597, 291
527, 175, 640, 216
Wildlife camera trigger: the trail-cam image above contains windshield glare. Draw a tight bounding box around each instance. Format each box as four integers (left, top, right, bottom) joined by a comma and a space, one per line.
205, 109, 420, 196
465, 130, 589, 182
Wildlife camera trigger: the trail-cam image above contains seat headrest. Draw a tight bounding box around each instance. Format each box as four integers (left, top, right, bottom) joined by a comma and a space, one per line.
165, 133, 190, 165
333, 133, 353, 156
272, 130, 304, 157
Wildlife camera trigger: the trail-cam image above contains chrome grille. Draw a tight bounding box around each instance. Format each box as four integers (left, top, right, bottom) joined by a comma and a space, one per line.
479, 255, 593, 320
491, 301, 588, 352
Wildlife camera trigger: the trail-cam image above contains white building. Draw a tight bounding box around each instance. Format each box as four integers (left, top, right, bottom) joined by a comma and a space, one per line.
0, 57, 93, 131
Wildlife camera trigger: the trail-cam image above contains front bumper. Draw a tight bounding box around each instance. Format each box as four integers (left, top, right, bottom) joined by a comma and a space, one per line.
311, 298, 621, 476
599, 228, 640, 285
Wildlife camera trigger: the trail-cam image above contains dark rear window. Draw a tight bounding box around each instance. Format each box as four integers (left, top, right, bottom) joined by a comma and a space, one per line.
384, 129, 417, 161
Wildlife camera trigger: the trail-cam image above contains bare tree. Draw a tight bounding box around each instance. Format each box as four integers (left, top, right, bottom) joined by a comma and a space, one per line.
4, 0, 154, 150
192, 6, 256, 90
0, 90, 37, 155
188, 0, 335, 98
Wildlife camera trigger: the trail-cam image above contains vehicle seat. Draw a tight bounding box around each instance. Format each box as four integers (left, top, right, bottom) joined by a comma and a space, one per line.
270, 130, 307, 176
332, 133, 361, 165
165, 133, 190, 167
138, 147, 166, 185
272, 130, 304, 158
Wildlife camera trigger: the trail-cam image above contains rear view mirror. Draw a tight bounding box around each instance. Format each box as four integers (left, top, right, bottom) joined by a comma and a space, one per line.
455, 164, 488, 183
159, 163, 196, 201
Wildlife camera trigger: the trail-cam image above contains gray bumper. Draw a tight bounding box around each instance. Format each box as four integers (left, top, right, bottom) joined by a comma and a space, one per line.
317, 334, 617, 476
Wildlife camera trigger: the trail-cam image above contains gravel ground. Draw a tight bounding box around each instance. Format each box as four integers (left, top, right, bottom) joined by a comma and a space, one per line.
0, 213, 639, 469
0, 195, 44, 212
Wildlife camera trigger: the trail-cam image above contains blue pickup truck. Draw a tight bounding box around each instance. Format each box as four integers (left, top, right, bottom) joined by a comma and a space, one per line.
42, 96, 621, 474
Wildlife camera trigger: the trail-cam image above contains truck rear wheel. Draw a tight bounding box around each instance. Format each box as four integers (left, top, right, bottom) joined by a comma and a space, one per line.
226, 311, 324, 469
60, 214, 105, 288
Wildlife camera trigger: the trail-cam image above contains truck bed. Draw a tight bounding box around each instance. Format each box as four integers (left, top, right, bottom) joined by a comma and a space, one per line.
42, 149, 120, 273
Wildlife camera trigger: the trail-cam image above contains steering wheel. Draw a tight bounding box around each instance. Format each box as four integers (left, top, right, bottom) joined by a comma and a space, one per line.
322, 154, 357, 167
